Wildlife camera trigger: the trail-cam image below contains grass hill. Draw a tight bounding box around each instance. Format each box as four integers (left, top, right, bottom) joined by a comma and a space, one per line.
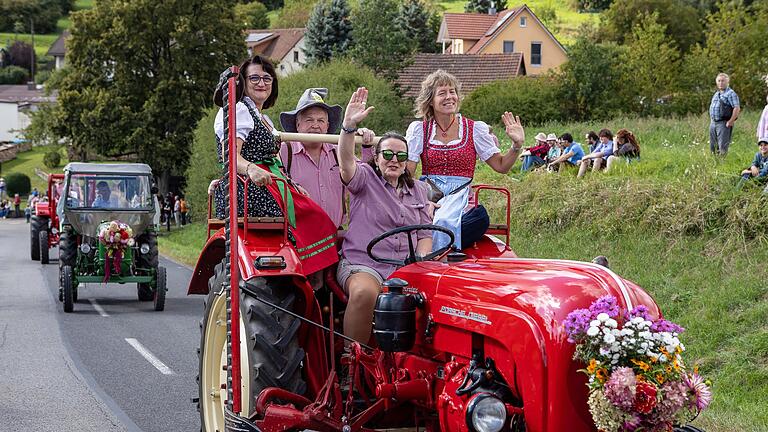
0, 0, 92, 57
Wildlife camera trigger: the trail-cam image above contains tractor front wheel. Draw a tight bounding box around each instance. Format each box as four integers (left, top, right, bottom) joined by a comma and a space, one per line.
62, 265, 74, 313
39, 230, 50, 264
198, 261, 305, 432
30, 216, 45, 261
59, 229, 77, 268
153, 266, 166, 311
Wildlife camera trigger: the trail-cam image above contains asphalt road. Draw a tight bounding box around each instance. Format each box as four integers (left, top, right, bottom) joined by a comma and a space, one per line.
0, 218, 205, 432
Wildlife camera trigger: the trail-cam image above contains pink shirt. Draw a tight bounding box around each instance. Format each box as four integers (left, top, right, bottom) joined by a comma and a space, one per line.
758, 105, 768, 140
342, 163, 431, 279
280, 142, 345, 227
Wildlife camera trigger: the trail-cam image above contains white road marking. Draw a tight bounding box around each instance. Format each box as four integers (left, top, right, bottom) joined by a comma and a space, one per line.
125, 338, 175, 375
88, 299, 110, 317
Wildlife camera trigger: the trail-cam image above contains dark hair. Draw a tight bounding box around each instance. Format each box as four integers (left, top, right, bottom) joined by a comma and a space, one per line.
586, 131, 598, 142
559, 132, 573, 143
366, 131, 414, 188
615, 128, 640, 152
96, 181, 109, 189
598, 128, 613, 140
213, 55, 279, 109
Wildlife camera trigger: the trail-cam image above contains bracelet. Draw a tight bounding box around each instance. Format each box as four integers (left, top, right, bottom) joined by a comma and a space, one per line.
341, 125, 358, 134
245, 162, 254, 176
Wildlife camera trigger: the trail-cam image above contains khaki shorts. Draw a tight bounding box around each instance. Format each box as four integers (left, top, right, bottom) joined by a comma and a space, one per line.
336, 258, 383, 292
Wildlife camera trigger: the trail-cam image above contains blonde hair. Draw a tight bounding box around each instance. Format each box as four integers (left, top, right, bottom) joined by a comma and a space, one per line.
414, 70, 463, 121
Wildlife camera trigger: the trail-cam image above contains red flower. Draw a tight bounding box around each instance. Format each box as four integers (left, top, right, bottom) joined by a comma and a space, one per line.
634, 382, 658, 414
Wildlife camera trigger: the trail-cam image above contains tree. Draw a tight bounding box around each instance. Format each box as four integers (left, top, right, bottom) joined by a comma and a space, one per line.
0, 0, 64, 34
398, 0, 439, 53
8, 41, 35, 75
574, 0, 613, 12
273, 0, 316, 28
234, 1, 269, 30
464, 0, 507, 13
304, 0, 353, 64
50, 0, 245, 192
349, 0, 412, 79
601, 0, 703, 53
618, 12, 681, 115
260, 0, 284, 10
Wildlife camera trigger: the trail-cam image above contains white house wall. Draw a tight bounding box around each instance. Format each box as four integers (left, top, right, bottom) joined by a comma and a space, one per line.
0, 102, 20, 142
277, 37, 306, 76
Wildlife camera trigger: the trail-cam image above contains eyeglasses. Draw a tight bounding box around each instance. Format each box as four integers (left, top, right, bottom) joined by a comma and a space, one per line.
379, 150, 408, 162
247, 74, 273, 85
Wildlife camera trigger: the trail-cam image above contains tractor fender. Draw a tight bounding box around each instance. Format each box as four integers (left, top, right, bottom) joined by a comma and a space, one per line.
187, 227, 307, 295
35, 203, 51, 218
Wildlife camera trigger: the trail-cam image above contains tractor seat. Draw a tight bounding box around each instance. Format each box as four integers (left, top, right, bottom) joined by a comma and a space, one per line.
207, 216, 285, 231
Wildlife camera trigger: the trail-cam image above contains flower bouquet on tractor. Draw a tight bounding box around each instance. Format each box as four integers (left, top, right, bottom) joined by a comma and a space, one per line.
191, 66, 710, 432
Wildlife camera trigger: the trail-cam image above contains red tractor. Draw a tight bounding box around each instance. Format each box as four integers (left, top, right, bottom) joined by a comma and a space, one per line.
191, 69, 702, 432
30, 173, 65, 264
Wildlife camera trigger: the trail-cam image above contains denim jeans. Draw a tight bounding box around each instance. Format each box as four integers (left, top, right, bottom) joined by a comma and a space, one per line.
521, 155, 545, 172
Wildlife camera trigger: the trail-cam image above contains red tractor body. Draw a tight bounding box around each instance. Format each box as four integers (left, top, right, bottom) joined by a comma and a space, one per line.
30, 173, 64, 263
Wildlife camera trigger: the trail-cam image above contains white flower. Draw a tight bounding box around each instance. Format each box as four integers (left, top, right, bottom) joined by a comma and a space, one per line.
659, 354, 668, 363
611, 329, 621, 337
603, 333, 616, 344
587, 326, 600, 337
605, 318, 618, 328
631, 317, 644, 324
590, 320, 600, 328
596, 313, 610, 322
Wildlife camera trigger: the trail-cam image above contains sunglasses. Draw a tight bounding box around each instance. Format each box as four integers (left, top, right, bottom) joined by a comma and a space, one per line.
379, 150, 408, 162
247, 74, 273, 85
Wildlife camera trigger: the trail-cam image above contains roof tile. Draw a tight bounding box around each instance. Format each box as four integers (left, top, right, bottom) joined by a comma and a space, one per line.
245, 28, 305, 62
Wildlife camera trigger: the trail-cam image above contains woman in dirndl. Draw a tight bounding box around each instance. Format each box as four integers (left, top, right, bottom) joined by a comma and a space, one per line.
212, 55, 338, 276
405, 70, 525, 251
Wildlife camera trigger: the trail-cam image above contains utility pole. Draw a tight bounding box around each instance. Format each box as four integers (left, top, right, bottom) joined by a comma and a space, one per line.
30, 18, 35, 83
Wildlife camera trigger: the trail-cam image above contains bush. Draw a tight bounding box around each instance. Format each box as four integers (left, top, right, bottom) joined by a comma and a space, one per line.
0, 66, 29, 85
5, 173, 31, 197
462, 77, 567, 127
43, 150, 62, 169
185, 108, 219, 224
234, 1, 269, 30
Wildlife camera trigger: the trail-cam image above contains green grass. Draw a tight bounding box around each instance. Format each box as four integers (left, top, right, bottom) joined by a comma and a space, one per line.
1, 145, 67, 194
157, 223, 209, 267
0, 33, 61, 57
437, 0, 599, 44
162, 109, 768, 430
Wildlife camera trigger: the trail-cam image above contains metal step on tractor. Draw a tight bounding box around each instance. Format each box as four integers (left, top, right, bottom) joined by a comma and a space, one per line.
57, 162, 166, 312
191, 67, 706, 432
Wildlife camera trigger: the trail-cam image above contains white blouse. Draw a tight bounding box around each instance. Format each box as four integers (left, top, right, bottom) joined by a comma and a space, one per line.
214, 96, 275, 142
405, 114, 500, 163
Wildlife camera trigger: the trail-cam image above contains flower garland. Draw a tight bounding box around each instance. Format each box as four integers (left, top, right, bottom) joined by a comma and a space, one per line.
98, 220, 135, 282
564, 296, 712, 431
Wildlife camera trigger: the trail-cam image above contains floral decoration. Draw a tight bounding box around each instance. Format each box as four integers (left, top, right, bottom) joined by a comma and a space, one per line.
98, 220, 135, 281
565, 295, 711, 432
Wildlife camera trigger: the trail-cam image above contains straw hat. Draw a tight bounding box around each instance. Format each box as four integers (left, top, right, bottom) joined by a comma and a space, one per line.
279, 88, 342, 134
534, 132, 547, 142
546, 133, 558, 141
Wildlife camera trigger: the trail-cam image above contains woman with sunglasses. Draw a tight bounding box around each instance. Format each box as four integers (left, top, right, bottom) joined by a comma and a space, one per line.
336, 87, 432, 343
405, 70, 525, 251
211, 55, 338, 277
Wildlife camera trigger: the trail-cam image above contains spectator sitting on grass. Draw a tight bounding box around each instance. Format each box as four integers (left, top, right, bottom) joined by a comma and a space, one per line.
545, 133, 561, 168
520, 132, 550, 172
606, 128, 641, 171
737, 137, 768, 189
585, 131, 599, 153
577, 128, 614, 178
547, 133, 584, 172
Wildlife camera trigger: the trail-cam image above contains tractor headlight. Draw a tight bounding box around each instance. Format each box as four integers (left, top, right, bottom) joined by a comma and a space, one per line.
80, 243, 91, 254
140, 243, 150, 255
466, 393, 506, 432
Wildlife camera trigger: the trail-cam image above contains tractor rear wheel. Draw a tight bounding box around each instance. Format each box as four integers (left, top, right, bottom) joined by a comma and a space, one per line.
59, 229, 77, 268
153, 266, 166, 311
198, 260, 305, 432
30, 216, 46, 261
62, 265, 74, 313
39, 230, 50, 264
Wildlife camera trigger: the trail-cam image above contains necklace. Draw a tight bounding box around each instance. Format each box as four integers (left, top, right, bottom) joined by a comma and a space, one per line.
434, 115, 456, 138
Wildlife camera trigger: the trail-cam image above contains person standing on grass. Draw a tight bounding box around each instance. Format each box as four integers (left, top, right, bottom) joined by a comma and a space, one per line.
0, 177, 6, 199
757, 94, 768, 141
13, 193, 21, 218
709, 73, 740, 156
179, 196, 188, 226
173, 196, 181, 227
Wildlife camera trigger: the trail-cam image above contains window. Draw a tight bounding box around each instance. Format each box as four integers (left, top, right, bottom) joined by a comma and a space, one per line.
531, 42, 542, 66
503, 41, 515, 53
293, 50, 299, 62
452, 39, 464, 54
520, 16, 527, 27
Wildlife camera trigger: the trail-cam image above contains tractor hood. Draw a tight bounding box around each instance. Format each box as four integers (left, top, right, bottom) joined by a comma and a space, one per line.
64, 210, 153, 239
394, 257, 660, 340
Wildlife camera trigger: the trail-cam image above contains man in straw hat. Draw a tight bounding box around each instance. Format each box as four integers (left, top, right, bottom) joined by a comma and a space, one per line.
279, 88, 374, 228
519, 132, 551, 172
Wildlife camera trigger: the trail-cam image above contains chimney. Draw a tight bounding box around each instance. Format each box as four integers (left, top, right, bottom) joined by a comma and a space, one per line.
489, 1, 496, 14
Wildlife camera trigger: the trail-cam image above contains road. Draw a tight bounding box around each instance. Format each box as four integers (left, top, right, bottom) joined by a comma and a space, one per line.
0, 218, 205, 432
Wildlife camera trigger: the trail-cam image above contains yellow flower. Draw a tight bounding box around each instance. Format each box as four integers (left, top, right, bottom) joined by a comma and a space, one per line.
596, 368, 609, 383
656, 372, 665, 384
666, 365, 673, 374
632, 359, 651, 371
587, 359, 598, 374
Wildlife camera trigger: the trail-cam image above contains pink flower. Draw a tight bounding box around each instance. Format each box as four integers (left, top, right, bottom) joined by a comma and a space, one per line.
604, 367, 637, 410
684, 372, 712, 411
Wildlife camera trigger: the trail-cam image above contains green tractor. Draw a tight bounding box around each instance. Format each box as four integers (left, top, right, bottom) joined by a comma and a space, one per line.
57, 162, 166, 312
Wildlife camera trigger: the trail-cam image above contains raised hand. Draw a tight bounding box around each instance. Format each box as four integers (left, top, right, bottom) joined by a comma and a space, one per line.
343, 87, 375, 129
502, 112, 524, 147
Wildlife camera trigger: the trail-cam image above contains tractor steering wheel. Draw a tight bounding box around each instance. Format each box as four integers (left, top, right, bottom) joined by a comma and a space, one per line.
366, 224, 455, 267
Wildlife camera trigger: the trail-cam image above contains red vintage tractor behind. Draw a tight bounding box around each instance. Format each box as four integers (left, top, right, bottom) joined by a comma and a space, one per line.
30, 173, 64, 264
190, 68, 702, 432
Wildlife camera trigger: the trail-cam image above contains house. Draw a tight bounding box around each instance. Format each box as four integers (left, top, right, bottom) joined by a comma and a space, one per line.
437, 4, 567, 75
245, 28, 306, 76
47, 30, 69, 70
0, 84, 57, 143
396, 53, 526, 99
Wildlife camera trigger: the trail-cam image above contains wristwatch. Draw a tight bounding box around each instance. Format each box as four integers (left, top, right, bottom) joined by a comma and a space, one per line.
341, 125, 358, 134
